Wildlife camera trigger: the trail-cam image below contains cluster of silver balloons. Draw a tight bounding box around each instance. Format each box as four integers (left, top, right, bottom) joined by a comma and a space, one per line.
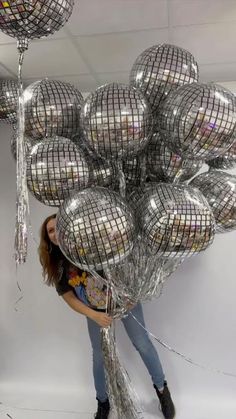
1, 19, 236, 417
1, 37, 236, 307
0, 9, 235, 416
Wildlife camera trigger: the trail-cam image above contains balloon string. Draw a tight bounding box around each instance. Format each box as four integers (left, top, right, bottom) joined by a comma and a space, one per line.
131, 313, 236, 378
14, 260, 23, 312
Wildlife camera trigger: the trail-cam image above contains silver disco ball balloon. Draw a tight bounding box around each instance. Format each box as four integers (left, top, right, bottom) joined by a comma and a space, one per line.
11, 129, 32, 160
56, 187, 136, 270
148, 136, 203, 182
206, 138, 236, 170
27, 136, 89, 206
190, 170, 236, 232
0, 79, 18, 124
24, 79, 84, 140
159, 82, 236, 160
130, 44, 199, 114
83, 83, 153, 159
0, 1, 74, 41
136, 183, 215, 258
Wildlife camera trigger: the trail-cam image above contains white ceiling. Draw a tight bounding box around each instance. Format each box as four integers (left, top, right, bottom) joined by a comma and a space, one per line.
0, 0, 236, 93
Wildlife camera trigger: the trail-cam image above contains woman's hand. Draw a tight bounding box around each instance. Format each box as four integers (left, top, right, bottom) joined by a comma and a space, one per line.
92, 311, 113, 328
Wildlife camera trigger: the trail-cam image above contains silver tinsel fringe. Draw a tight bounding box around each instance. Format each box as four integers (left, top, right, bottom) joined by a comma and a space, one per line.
101, 326, 144, 419
15, 40, 29, 264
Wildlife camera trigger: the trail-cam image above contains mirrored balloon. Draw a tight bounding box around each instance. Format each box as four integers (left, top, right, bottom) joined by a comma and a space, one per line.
56, 187, 136, 270
136, 183, 215, 258
130, 44, 199, 114
84, 83, 153, 159
206, 137, 236, 170
24, 79, 84, 140
27, 136, 89, 206
190, 170, 236, 232
0, 79, 18, 124
159, 83, 236, 160
148, 137, 203, 182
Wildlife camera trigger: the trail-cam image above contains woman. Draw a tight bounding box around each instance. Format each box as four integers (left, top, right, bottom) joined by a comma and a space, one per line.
38, 214, 175, 419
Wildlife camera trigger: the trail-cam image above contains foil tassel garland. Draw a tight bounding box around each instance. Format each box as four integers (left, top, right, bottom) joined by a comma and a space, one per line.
15, 39, 29, 264
101, 326, 144, 419
108, 239, 184, 307
118, 160, 126, 198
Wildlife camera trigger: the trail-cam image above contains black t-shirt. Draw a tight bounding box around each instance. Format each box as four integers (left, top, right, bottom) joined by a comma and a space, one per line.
55, 259, 84, 296
55, 259, 107, 312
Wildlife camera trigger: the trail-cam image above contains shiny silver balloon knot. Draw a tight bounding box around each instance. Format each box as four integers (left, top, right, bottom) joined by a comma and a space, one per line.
17, 38, 29, 53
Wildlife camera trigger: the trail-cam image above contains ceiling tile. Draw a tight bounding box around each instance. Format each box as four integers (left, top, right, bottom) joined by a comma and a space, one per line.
169, 0, 236, 26
68, 0, 168, 35
0, 39, 91, 79
171, 22, 236, 65
76, 28, 169, 73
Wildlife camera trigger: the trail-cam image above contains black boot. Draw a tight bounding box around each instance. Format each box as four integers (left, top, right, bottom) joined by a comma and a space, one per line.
154, 381, 175, 419
94, 398, 110, 419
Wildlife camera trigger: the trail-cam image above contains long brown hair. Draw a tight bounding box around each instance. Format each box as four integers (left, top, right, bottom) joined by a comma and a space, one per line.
38, 213, 63, 287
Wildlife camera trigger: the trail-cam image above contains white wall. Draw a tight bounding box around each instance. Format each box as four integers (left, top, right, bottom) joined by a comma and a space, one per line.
0, 124, 236, 417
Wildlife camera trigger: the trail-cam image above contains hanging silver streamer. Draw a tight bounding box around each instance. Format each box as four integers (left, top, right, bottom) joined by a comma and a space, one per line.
117, 160, 126, 198
139, 154, 147, 186
87, 239, 184, 318
98, 271, 143, 419
131, 313, 236, 378
14, 217, 40, 312
15, 38, 29, 264
101, 326, 144, 419
107, 239, 184, 308
14, 262, 23, 312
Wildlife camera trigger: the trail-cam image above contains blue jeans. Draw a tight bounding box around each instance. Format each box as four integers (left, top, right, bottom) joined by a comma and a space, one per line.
87, 302, 165, 402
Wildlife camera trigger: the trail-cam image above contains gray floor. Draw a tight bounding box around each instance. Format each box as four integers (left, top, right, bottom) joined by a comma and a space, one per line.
1, 387, 236, 419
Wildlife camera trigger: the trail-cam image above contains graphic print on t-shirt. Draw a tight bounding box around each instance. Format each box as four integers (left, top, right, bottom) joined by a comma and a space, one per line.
67, 264, 108, 309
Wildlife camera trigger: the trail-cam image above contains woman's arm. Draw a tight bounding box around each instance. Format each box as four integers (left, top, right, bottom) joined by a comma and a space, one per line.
62, 290, 112, 328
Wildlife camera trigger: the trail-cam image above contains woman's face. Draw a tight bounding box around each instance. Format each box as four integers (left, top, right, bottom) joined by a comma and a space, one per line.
46, 218, 58, 246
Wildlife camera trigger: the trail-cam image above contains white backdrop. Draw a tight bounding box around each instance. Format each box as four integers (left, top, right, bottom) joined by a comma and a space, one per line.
0, 123, 236, 418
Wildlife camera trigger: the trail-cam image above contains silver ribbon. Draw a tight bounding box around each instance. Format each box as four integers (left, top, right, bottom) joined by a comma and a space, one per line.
101, 325, 144, 419
131, 313, 236, 378
98, 270, 144, 418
